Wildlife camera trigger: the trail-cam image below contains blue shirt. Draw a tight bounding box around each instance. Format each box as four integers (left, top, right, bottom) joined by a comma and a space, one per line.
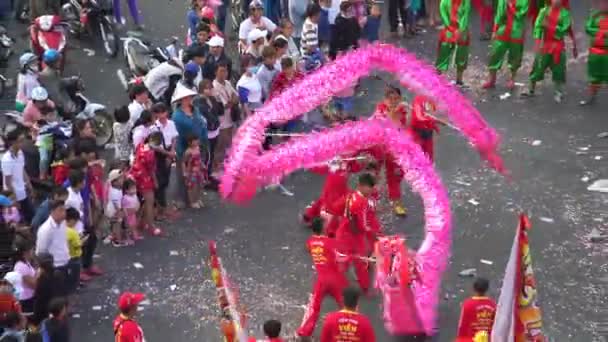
31, 199, 51, 232
318, 8, 331, 42
187, 9, 200, 43
363, 16, 382, 42
173, 106, 208, 158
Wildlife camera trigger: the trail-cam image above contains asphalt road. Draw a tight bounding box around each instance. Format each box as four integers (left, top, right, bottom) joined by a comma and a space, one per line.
1, 0, 607, 341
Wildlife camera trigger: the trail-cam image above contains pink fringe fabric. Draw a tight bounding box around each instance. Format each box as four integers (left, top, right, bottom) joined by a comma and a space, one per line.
226, 119, 452, 335
219, 43, 505, 336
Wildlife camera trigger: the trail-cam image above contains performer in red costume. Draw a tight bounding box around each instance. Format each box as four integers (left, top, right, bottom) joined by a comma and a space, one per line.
297, 218, 349, 339
335, 173, 381, 294
410, 95, 441, 161
320, 286, 376, 342
456, 277, 497, 342
373, 85, 409, 216
302, 157, 365, 227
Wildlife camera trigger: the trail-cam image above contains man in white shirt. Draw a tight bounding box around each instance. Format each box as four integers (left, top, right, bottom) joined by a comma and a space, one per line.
212, 62, 239, 173
35, 199, 70, 294
239, 0, 277, 48
1, 130, 33, 222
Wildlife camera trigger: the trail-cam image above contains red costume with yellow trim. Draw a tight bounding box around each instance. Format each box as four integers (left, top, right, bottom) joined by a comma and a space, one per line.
335, 190, 381, 293
297, 235, 348, 337
456, 296, 497, 342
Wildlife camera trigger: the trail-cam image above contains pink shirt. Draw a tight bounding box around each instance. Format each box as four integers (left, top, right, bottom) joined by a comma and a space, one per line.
22, 99, 55, 126
13, 261, 36, 300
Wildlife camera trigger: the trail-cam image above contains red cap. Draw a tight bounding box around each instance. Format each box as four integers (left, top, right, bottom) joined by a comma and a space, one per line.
118, 292, 145, 311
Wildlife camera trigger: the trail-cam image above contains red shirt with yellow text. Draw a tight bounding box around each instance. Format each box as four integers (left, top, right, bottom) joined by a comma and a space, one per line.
456, 296, 497, 341
320, 309, 376, 342
307, 235, 341, 274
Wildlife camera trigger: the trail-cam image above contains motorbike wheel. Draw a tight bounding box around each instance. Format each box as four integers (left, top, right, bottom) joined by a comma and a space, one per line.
93, 109, 114, 147
99, 17, 119, 58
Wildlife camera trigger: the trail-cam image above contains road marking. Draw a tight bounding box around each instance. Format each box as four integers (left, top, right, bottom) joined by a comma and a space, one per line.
117, 69, 128, 90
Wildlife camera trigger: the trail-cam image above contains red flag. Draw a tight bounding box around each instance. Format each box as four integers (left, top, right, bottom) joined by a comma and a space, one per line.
491, 214, 546, 342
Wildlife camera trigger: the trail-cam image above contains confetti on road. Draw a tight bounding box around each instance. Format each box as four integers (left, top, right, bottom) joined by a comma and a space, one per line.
169, 250, 179, 256
480, 259, 493, 265
281, 246, 289, 250
539, 217, 554, 223
499, 92, 511, 100
458, 268, 477, 277
594, 155, 602, 160
133, 262, 144, 269
224, 227, 235, 234
170, 284, 177, 291
588, 179, 608, 192
531, 140, 542, 146
597, 132, 608, 138
92, 306, 102, 311
83, 48, 95, 56
468, 199, 480, 206
589, 228, 607, 243
581, 176, 590, 182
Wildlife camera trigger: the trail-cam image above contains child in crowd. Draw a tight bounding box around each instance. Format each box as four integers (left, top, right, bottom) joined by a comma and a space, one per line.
35, 118, 55, 180
41, 297, 70, 342
183, 134, 207, 209
363, 4, 382, 43
271, 37, 289, 65
50, 148, 70, 186
32, 253, 55, 326
12, 239, 36, 314
333, 85, 356, 121
105, 169, 127, 246
1, 191, 21, 228
256, 46, 279, 101
65, 170, 85, 226
65, 208, 88, 290
113, 105, 133, 164
122, 178, 142, 240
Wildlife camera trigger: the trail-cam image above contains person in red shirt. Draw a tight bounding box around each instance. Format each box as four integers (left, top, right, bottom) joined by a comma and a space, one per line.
335, 173, 381, 294
248, 319, 285, 341
114, 292, 146, 342
372, 86, 409, 216
297, 218, 349, 339
302, 157, 365, 234
410, 96, 441, 162
320, 286, 376, 342
456, 277, 497, 342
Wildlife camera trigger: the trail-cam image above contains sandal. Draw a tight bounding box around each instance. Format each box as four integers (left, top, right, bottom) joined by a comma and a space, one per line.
144, 224, 163, 237
190, 202, 201, 209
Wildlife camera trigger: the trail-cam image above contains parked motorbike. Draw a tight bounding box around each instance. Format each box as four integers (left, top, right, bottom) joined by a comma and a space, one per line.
30, 15, 68, 72
123, 34, 178, 77
56, 75, 113, 146
62, 0, 119, 58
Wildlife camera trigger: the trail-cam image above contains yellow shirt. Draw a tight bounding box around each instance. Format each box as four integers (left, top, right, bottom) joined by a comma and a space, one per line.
66, 227, 82, 258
